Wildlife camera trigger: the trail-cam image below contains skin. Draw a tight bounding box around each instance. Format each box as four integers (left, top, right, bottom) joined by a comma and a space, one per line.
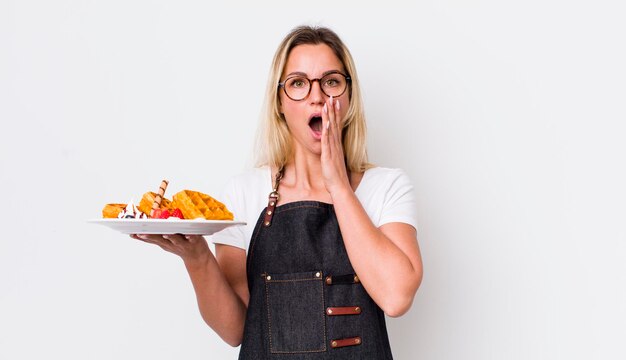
132, 43, 423, 347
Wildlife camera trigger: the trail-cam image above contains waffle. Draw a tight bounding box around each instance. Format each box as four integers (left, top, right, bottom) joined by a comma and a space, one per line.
172, 190, 234, 220
102, 203, 127, 218
138, 191, 174, 215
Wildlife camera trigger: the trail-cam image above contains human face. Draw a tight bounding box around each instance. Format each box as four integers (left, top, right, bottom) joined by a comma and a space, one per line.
279, 44, 349, 155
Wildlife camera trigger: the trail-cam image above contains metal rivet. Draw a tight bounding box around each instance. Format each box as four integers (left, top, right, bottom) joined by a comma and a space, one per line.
265, 221, 270, 226
270, 202, 275, 206
315, 272, 321, 277
325, 276, 332, 285
331, 341, 337, 347
355, 307, 361, 313
266, 210, 272, 215
266, 275, 271, 281
354, 275, 359, 283
327, 308, 333, 314
354, 338, 361, 344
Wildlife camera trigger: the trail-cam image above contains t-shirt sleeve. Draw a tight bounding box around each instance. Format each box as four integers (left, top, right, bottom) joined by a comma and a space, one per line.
378, 169, 419, 230
210, 176, 247, 250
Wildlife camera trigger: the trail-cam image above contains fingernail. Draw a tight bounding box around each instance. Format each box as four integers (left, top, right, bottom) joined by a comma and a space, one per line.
336, 100, 340, 110
326, 120, 330, 129
330, 95, 334, 107
323, 103, 327, 113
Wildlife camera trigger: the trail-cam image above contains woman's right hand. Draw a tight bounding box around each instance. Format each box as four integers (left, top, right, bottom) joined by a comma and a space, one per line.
130, 234, 212, 266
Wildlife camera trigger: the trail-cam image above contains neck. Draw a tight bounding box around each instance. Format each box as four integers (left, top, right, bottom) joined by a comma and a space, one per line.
283, 149, 325, 192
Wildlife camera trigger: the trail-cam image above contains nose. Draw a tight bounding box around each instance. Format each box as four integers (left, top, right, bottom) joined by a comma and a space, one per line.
308, 79, 325, 104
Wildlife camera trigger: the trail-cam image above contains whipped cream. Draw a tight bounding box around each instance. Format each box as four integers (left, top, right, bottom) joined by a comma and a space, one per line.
118, 200, 148, 219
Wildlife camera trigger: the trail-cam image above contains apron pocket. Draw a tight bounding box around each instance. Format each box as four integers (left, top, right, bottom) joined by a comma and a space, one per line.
263, 270, 326, 353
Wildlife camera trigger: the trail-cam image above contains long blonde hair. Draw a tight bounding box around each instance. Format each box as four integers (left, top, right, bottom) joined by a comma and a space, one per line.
255, 26, 372, 172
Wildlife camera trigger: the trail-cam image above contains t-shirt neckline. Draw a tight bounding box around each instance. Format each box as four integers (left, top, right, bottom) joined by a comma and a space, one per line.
264, 166, 372, 196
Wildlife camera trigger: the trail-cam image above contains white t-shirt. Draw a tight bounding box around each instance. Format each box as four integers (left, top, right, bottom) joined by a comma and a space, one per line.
210, 166, 418, 252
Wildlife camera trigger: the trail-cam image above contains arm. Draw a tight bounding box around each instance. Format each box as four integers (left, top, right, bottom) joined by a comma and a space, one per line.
131, 235, 248, 346
320, 98, 423, 317
331, 191, 423, 317
187, 243, 249, 346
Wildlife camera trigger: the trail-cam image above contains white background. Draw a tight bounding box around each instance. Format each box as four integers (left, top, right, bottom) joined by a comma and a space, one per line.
1, 1, 625, 359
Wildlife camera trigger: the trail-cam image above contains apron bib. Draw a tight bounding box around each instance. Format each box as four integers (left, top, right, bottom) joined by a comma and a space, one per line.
238, 170, 393, 359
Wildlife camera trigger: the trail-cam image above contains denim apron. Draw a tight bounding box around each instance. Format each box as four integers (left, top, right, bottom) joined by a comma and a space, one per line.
238, 170, 394, 359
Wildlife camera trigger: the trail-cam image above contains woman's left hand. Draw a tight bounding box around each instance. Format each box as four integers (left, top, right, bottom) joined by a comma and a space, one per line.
130, 233, 211, 267
321, 96, 351, 197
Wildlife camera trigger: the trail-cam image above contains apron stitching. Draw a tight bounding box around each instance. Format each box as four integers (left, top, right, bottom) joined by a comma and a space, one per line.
264, 278, 274, 353
265, 277, 322, 283
275, 204, 331, 214
264, 274, 327, 353
321, 274, 328, 351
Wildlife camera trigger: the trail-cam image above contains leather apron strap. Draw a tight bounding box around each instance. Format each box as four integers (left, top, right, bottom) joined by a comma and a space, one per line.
263, 166, 284, 227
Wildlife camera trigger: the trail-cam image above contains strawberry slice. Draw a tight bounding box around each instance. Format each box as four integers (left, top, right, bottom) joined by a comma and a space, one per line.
152, 209, 162, 219
159, 209, 171, 219
171, 208, 184, 219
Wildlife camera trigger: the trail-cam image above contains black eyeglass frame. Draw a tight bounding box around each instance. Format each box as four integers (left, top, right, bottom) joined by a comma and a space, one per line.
278, 71, 352, 101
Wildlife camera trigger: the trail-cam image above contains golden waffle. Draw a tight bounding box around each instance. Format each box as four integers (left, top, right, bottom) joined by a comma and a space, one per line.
138, 191, 173, 216
102, 203, 126, 218
172, 190, 233, 220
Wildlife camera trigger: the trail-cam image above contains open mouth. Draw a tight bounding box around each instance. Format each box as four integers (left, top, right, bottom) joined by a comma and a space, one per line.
309, 116, 323, 132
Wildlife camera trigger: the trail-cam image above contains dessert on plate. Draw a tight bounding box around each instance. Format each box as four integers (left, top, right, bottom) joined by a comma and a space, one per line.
102, 180, 234, 220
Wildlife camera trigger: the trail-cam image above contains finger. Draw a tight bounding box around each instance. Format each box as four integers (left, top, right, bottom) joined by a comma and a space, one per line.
322, 99, 330, 132
163, 233, 185, 246
136, 234, 163, 242
327, 95, 335, 129
328, 98, 342, 149
136, 234, 173, 248
329, 96, 339, 148
131, 234, 152, 244
327, 97, 341, 152
322, 102, 332, 157
129, 234, 180, 256
333, 98, 342, 144
184, 235, 204, 244
135, 234, 159, 244
134, 233, 151, 242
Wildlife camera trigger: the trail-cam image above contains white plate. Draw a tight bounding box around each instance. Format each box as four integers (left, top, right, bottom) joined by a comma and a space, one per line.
88, 218, 246, 235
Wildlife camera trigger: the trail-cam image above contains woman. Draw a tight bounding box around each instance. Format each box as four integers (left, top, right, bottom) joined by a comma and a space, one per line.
133, 26, 423, 359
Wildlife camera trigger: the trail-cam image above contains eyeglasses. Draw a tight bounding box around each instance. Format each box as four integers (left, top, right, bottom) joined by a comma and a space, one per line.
278, 71, 351, 101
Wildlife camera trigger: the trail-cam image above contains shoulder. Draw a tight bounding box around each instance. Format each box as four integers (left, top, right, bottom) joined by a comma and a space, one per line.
222, 166, 272, 197
226, 166, 271, 188
219, 166, 272, 219
356, 166, 414, 206
211, 167, 272, 251
357, 166, 418, 229
359, 167, 412, 191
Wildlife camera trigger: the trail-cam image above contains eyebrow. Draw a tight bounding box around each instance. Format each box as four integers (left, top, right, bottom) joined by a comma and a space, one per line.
284, 69, 343, 78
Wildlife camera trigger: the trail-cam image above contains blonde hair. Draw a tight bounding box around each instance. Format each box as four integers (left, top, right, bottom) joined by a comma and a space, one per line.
255, 26, 372, 172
